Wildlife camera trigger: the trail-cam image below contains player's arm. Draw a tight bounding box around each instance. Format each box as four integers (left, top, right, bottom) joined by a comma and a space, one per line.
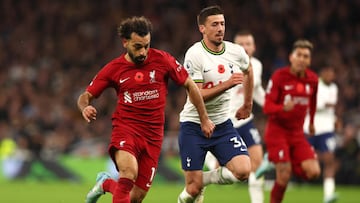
263, 75, 293, 114
77, 91, 97, 123
252, 67, 265, 107
235, 63, 254, 119
308, 80, 318, 135
184, 77, 215, 138
197, 73, 244, 101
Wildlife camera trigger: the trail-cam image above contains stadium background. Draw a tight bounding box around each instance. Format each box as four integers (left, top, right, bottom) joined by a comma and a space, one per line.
0, 0, 359, 197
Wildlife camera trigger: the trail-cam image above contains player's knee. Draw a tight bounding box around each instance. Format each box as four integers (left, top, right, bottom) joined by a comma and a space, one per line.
306, 165, 321, 180
186, 184, 203, 197
233, 165, 251, 181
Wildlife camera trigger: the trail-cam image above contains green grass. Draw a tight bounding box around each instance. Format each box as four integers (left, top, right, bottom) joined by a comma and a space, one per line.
0, 180, 359, 203
1, 156, 359, 202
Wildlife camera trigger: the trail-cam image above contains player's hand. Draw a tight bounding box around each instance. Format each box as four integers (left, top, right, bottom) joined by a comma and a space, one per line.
308, 123, 315, 136
201, 118, 215, 138
82, 105, 97, 123
283, 100, 295, 111
227, 73, 244, 87
235, 103, 252, 120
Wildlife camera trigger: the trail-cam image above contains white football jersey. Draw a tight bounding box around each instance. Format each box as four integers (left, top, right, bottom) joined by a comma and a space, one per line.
230, 57, 265, 128
304, 79, 338, 134
180, 40, 250, 125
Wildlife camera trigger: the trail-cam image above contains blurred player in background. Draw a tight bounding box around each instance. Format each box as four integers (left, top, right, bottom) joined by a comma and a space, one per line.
177, 5, 254, 203
304, 65, 340, 203
77, 16, 214, 203
263, 39, 321, 203
204, 30, 266, 203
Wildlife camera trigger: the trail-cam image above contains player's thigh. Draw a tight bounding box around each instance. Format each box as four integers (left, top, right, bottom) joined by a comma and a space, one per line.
114, 150, 138, 179
135, 141, 161, 192
247, 144, 263, 170
212, 129, 248, 166
178, 122, 207, 170
236, 121, 262, 147
264, 127, 290, 163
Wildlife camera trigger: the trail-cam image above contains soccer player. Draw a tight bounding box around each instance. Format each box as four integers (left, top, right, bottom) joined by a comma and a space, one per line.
263, 39, 321, 203
177, 5, 254, 203
303, 66, 339, 203
77, 16, 215, 203
203, 30, 266, 203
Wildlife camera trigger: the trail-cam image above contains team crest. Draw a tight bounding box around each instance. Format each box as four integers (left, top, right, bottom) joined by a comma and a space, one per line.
150, 70, 156, 83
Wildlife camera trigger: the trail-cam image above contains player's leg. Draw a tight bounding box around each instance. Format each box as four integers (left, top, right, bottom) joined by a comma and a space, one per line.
292, 135, 321, 180
112, 149, 138, 203
204, 122, 251, 185
178, 170, 204, 203
130, 138, 161, 203
248, 145, 265, 203
237, 121, 265, 203
316, 133, 338, 203
264, 126, 291, 203
178, 121, 208, 203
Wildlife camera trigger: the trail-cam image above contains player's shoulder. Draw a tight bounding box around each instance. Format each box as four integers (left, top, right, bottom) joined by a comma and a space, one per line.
305, 68, 318, 81
224, 40, 243, 51
103, 55, 126, 69
149, 48, 172, 58
186, 41, 202, 53
250, 57, 262, 68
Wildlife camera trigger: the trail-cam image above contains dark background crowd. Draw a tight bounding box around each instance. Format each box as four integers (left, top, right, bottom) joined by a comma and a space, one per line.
0, 0, 359, 184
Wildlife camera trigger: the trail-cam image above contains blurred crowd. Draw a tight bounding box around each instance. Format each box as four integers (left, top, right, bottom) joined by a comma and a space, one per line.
0, 0, 359, 183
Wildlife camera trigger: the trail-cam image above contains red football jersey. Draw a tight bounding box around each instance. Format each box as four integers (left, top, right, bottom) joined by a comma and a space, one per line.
87, 48, 188, 138
263, 66, 318, 130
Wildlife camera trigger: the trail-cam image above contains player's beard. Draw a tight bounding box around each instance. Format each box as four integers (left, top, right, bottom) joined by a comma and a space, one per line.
129, 52, 146, 65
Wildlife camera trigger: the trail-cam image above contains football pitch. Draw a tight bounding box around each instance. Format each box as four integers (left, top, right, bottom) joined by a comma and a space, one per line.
1, 180, 359, 203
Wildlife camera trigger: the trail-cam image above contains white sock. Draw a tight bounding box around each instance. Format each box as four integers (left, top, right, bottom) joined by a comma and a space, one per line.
248, 172, 264, 203
324, 177, 335, 199
178, 188, 195, 203
203, 166, 238, 186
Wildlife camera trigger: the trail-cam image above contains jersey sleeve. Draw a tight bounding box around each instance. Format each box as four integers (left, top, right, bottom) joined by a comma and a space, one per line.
165, 52, 188, 85
86, 65, 112, 98
252, 59, 265, 107
308, 77, 318, 125
183, 46, 203, 83
263, 72, 284, 114
236, 45, 250, 72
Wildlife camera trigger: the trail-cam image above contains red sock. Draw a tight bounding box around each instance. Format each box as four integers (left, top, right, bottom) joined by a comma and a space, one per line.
113, 177, 134, 203
271, 181, 287, 203
103, 179, 117, 194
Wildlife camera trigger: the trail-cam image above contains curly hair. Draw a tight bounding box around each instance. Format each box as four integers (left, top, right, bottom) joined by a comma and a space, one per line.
117, 16, 153, 39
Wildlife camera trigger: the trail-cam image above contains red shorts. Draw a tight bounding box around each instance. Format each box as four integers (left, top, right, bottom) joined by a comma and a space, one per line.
264, 123, 316, 166
108, 124, 162, 191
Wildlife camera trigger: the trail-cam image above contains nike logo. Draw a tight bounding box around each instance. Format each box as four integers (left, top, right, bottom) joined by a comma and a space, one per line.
240, 147, 247, 152
119, 141, 126, 147
146, 183, 151, 187
119, 77, 130, 83
203, 69, 211, 73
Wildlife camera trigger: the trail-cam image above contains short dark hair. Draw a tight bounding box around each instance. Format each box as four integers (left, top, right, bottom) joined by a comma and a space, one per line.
292, 39, 313, 53
197, 5, 224, 26
117, 16, 153, 39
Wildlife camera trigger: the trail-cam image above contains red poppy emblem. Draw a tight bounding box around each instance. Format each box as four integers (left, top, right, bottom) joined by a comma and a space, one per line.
296, 83, 304, 92
135, 72, 144, 82
218, 64, 225, 73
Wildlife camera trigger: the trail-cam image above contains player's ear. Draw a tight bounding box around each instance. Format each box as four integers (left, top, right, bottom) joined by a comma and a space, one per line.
122, 38, 129, 48
198, 25, 205, 34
